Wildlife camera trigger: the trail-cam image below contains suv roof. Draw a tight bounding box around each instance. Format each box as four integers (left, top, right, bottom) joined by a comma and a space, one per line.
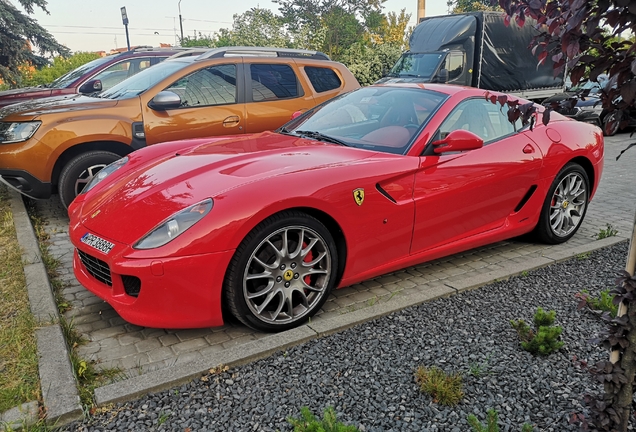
195, 46, 330, 60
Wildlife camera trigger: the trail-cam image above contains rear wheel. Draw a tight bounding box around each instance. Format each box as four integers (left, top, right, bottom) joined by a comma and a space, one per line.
224, 211, 338, 332
58, 151, 120, 209
534, 162, 589, 244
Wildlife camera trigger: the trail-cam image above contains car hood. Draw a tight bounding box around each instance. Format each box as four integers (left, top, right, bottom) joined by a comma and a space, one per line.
79, 132, 376, 245
0, 95, 118, 121
0, 86, 53, 101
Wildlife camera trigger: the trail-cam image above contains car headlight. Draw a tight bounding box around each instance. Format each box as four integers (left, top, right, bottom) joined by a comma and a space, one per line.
134, 198, 213, 249
0, 121, 41, 143
81, 156, 129, 194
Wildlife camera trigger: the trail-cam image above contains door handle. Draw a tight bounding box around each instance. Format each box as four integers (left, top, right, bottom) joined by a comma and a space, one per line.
223, 116, 240, 127
522, 144, 535, 154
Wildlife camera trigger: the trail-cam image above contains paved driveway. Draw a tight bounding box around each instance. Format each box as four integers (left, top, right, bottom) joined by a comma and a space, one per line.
34, 133, 636, 379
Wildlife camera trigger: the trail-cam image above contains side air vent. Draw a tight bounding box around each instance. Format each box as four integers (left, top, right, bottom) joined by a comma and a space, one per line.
514, 185, 538, 213
376, 184, 397, 203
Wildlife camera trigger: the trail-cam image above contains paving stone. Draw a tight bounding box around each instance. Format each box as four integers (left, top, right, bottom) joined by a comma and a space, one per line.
171, 338, 209, 355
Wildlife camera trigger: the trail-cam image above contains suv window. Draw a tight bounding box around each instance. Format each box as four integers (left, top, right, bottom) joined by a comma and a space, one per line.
166, 64, 237, 107
250, 64, 299, 101
438, 99, 517, 144
92, 58, 153, 91
304, 67, 341, 93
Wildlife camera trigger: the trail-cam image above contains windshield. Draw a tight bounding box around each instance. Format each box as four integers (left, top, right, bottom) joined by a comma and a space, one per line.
99, 60, 190, 100
49, 56, 114, 89
389, 53, 446, 79
284, 86, 447, 155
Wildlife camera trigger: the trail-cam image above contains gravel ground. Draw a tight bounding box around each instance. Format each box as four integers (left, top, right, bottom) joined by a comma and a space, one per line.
63, 241, 631, 432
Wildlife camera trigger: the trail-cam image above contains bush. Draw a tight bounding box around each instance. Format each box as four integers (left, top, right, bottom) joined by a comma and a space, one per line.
21, 52, 102, 87
414, 366, 464, 406
287, 406, 359, 432
511, 307, 564, 356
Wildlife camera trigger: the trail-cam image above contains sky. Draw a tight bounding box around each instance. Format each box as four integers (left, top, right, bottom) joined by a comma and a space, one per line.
30, 0, 451, 53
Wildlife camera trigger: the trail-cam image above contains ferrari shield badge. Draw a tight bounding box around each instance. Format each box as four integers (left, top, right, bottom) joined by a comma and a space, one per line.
353, 188, 365, 206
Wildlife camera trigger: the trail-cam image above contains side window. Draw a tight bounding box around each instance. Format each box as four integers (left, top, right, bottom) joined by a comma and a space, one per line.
438, 99, 516, 144
166, 64, 237, 107
446, 52, 464, 81
250, 64, 298, 101
304, 67, 341, 93
92, 60, 134, 91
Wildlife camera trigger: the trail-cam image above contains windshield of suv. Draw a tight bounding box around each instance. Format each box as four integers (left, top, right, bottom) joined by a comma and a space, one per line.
388, 53, 446, 79
99, 60, 191, 100
283, 86, 447, 155
49, 56, 114, 89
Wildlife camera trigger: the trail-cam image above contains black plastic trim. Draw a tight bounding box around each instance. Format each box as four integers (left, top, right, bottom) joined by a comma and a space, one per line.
514, 185, 537, 213
0, 169, 52, 199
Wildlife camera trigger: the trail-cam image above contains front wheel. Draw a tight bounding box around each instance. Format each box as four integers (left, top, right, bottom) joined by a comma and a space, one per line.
224, 211, 338, 332
534, 162, 589, 244
58, 151, 121, 209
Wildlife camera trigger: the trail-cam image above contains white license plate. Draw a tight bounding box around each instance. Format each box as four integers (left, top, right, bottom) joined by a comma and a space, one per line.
80, 233, 115, 254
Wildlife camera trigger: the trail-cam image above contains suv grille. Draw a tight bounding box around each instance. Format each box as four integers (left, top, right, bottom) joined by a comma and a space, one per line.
77, 249, 112, 286
557, 107, 580, 116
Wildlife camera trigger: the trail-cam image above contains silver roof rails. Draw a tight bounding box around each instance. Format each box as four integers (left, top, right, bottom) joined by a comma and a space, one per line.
196, 46, 330, 61
165, 48, 210, 60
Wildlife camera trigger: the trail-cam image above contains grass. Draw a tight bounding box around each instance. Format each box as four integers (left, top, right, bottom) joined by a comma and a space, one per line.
596, 224, 618, 240
576, 252, 591, 260
287, 406, 359, 432
25, 199, 123, 409
414, 366, 464, 406
468, 355, 492, 377
0, 186, 41, 413
577, 289, 618, 317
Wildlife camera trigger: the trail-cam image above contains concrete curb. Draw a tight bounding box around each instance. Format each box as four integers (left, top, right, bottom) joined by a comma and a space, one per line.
7, 190, 83, 427
92, 234, 627, 407
0, 402, 38, 432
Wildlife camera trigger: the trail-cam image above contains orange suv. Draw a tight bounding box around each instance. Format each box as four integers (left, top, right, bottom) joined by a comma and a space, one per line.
0, 47, 360, 207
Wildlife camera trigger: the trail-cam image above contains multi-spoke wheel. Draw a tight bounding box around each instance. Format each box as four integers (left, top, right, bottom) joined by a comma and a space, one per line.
535, 163, 589, 244
224, 211, 338, 332
58, 151, 121, 209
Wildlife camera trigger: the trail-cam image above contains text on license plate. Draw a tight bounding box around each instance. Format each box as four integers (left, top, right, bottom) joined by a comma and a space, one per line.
80, 233, 115, 254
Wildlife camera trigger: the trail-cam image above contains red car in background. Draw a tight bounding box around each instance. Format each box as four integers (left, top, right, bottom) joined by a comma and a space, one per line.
0, 47, 191, 108
68, 84, 604, 332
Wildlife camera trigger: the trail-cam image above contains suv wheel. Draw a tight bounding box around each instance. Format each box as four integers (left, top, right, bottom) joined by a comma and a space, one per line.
58, 151, 121, 209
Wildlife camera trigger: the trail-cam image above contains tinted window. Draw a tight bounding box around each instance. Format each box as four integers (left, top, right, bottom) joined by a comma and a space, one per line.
438, 99, 517, 144
250, 64, 298, 101
305, 67, 341, 93
445, 52, 464, 81
49, 56, 113, 89
100, 60, 190, 100
91, 58, 153, 91
166, 64, 237, 107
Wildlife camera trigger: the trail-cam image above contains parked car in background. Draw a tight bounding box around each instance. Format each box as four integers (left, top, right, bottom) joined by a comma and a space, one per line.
68, 84, 603, 332
0, 46, 360, 208
543, 74, 636, 136
0, 47, 192, 108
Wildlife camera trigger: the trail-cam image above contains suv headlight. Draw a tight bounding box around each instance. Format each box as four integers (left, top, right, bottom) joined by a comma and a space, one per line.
0, 121, 41, 143
82, 156, 129, 194
134, 199, 213, 249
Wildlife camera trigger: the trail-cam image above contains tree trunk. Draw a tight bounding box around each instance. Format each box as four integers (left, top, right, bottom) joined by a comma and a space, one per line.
612, 213, 636, 430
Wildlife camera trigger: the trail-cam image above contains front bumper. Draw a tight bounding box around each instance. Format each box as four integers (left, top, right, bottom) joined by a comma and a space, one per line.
70, 223, 235, 328
0, 169, 52, 199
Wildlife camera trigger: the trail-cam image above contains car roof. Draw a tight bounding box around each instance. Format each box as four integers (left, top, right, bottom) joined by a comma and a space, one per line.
371, 82, 533, 102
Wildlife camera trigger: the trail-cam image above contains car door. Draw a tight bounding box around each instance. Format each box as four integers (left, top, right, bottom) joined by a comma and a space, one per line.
410, 98, 544, 254
244, 61, 316, 133
142, 62, 246, 145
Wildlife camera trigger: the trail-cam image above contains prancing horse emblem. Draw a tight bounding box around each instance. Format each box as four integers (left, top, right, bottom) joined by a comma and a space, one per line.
353, 188, 365, 206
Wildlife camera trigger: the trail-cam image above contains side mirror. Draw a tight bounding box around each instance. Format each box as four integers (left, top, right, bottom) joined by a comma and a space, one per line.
437, 69, 449, 83
78, 79, 103, 94
431, 129, 483, 154
148, 91, 182, 111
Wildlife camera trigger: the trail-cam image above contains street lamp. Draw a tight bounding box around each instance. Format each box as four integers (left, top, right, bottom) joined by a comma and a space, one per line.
178, 0, 184, 43
120, 6, 131, 51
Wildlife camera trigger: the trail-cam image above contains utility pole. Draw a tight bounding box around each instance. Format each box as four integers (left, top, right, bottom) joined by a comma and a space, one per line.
120, 6, 131, 51
178, 0, 184, 43
417, 0, 426, 23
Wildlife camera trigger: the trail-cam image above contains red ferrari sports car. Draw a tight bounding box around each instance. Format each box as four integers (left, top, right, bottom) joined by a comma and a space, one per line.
68, 84, 604, 332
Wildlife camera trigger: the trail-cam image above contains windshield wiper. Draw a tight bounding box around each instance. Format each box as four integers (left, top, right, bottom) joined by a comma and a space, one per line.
295, 130, 349, 146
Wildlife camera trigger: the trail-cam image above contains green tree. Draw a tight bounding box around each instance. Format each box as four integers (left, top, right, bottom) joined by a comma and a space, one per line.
447, 0, 501, 14
224, 8, 292, 48
22, 52, 101, 87
180, 33, 217, 48
339, 42, 402, 85
0, 0, 69, 88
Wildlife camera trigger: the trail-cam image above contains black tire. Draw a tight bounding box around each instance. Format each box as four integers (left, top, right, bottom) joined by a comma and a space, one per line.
534, 162, 590, 244
602, 112, 620, 136
224, 210, 338, 332
58, 151, 121, 209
